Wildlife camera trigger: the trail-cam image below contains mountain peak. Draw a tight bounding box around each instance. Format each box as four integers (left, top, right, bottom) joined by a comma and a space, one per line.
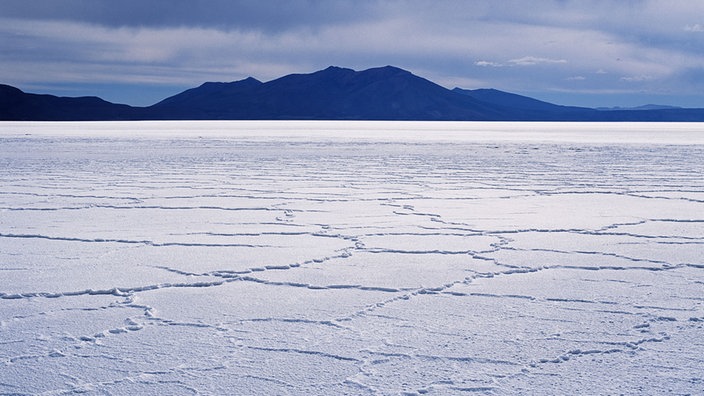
242, 76, 262, 83
364, 65, 410, 76
198, 76, 262, 88
322, 65, 352, 72
317, 65, 409, 78
378, 65, 407, 72
237, 76, 263, 87
314, 66, 356, 77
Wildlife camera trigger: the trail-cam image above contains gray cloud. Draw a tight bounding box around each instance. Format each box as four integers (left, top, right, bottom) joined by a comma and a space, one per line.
3, 0, 704, 107
2, 0, 377, 31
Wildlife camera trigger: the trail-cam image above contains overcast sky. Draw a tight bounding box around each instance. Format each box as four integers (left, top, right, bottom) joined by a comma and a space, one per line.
3, 0, 704, 107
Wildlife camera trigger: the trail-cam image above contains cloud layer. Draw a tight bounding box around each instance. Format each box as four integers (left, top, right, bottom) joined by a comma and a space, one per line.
2, 0, 703, 107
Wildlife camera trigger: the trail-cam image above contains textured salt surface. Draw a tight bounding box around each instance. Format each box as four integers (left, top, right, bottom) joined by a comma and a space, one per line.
0, 121, 702, 395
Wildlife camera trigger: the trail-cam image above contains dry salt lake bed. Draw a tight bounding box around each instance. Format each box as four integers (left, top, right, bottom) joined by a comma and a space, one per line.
1, 121, 703, 395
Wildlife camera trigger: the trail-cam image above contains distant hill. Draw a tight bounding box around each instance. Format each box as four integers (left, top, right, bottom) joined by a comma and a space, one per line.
451, 88, 600, 120
0, 84, 141, 121
2, 66, 704, 121
596, 104, 682, 111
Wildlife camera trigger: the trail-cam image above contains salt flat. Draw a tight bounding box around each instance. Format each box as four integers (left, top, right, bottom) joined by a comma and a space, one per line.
0, 121, 702, 395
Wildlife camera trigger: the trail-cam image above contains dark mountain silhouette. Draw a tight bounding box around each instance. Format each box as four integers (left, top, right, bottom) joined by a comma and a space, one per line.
452, 87, 601, 120
149, 66, 506, 120
0, 84, 142, 121
2, 66, 704, 121
453, 88, 573, 112
588, 107, 704, 121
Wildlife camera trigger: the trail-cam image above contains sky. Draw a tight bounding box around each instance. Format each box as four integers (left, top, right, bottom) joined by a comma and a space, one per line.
2, 0, 704, 108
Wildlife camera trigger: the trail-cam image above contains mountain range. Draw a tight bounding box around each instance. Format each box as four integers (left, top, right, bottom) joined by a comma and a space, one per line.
2, 65, 704, 121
